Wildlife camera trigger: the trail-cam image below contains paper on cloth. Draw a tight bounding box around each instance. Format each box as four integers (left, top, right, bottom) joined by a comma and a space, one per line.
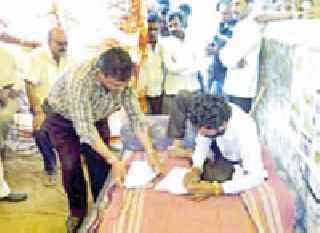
155, 167, 191, 194
124, 161, 157, 188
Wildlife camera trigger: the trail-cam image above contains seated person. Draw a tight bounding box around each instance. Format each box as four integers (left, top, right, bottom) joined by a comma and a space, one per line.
167, 91, 267, 198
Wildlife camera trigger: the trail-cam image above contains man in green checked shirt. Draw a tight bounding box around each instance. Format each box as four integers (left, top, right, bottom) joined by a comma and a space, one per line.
46, 47, 163, 232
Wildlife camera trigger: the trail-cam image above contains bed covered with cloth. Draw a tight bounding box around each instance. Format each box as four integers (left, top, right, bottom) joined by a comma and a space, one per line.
82, 146, 294, 233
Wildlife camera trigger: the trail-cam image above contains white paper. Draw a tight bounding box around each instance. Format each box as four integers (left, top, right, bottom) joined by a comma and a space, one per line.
124, 161, 157, 189
155, 167, 191, 195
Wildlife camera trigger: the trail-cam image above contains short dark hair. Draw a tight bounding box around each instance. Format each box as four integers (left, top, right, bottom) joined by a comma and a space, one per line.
179, 4, 191, 15
97, 47, 133, 82
168, 12, 183, 22
188, 94, 232, 129
148, 11, 159, 23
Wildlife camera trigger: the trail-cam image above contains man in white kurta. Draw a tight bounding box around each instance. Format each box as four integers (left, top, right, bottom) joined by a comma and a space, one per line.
162, 12, 200, 114
219, 0, 261, 113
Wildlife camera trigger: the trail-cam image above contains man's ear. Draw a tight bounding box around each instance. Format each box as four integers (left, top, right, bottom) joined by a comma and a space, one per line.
96, 69, 104, 81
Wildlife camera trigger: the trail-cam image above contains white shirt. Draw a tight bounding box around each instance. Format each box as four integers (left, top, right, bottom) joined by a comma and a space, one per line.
219, 17, 261, 98
192, 103, 268, 194
162, 36, 200, 95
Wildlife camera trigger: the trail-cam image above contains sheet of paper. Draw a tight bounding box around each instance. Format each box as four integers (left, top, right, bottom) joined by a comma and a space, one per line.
124, 161, 157, 189
155, 167, 191, 195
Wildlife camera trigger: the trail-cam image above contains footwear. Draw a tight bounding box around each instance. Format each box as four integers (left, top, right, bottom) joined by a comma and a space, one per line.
44, 172, 58, 187
0, 192, 28, 202
66, 215, 83, 233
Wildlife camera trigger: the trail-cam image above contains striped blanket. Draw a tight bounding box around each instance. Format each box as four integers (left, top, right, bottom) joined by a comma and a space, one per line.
84, 147, 294, 233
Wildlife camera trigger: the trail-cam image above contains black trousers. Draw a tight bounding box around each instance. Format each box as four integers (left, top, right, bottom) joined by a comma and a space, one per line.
47, 113, 111, 218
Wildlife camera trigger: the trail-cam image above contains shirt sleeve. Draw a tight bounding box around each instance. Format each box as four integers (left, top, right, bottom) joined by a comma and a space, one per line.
25, 53, 41, 85
122, 87, 147, 133
67, 73, 100, 145
192, 133, 212, 170
222, 117, 268, 194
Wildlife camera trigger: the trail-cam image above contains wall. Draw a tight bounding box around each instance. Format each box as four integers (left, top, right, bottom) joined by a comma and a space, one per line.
256, 19, 320, 233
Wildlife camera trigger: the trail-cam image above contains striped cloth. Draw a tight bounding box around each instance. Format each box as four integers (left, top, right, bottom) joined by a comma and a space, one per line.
84, 147, 294, 233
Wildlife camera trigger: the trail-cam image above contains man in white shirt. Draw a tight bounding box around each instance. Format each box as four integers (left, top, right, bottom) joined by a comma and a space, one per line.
25, 26, 70, 186
167, 91, 267, 198
216, 0, 261, 112
162, 12, 200, 114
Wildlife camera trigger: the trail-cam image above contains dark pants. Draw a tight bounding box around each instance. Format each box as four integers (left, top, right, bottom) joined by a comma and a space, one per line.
47, 113, 111, 218
167, 91, 195, 139
32, 102, 56, 175
201, 140, 238, 182
227, 95, 252, 113
146, 96, 163, 114
33, 127, 56, 175
162, 94, 176, 115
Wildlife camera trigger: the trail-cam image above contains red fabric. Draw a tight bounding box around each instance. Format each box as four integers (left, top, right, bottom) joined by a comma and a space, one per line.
87, 148, 294, 233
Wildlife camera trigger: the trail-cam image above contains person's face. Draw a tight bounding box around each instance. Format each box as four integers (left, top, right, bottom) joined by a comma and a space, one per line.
148, 21, 159, 45
232, 0, 248, 17
169, 16, 182, 32
199, 122, 228, 139
97, 69, 129, 94
49, 29, 68, 58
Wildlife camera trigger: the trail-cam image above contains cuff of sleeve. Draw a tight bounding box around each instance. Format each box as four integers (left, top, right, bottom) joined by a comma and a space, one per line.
221, 182, 237, 194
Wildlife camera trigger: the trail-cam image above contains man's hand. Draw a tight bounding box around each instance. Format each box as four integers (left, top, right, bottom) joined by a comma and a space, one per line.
112, 160, 126, 185
205, 43, 219, 56
8, 89, 19, 99
32, 112, 45, 131
237, 58, 248, 69
21, 40, 41, 49
167, 144, 193, 158
147, 150, 165, 175
183, 167, 201, 189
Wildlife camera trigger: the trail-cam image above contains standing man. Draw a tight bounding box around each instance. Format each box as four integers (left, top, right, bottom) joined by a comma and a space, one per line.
0, 18, 40, 202
0, 45, 27, 202
162, 12, 200, 114
207, 0, 237, 95
25, 27, 69, 186
218, 0, 261, 112
47, 47, 163, 232
137, 11, 165, 114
